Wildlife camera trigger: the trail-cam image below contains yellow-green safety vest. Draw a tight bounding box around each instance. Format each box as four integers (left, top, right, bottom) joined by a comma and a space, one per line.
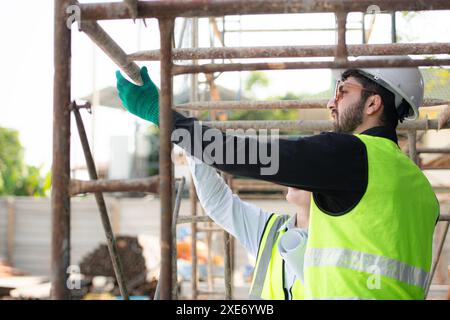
249, 213, 305, 300
304, 134, 439, 300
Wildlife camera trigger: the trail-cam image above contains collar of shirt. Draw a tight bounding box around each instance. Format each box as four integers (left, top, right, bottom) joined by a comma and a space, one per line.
359, 126, 398, 145
278, 214, 297, 232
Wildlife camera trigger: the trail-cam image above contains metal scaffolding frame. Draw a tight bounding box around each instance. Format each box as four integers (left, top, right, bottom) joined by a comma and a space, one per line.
53, 0, 450, 300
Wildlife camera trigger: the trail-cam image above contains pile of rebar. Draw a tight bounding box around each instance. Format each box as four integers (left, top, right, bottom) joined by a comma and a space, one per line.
79, 236, 146, 283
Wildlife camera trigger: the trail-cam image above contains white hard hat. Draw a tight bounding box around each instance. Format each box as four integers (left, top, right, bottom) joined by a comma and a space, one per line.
352, 56, 424, 120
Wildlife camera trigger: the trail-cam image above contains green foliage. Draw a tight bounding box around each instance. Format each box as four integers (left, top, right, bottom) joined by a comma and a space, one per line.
229, 73, 302, 121
0, 127, 51, 197
401, 11, 418, 21
228, 91, 301, 121
397, 12, 421, 42
245, 71, 270, 92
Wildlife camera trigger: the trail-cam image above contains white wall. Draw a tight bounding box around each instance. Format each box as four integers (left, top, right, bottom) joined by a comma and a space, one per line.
0, 195, 249, 277
0, 198, 8, 260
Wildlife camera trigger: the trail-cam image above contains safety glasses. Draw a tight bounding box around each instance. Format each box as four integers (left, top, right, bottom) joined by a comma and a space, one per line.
334, 79, 377, 102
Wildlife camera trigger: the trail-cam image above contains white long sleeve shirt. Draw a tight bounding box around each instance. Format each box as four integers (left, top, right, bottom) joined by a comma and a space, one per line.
187, 155, 307, 299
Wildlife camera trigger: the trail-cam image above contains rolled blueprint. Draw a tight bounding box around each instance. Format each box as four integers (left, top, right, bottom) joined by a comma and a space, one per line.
278, 228, 308, 284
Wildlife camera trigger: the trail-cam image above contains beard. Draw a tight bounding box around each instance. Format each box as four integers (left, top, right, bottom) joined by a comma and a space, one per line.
333, 98, 365, 133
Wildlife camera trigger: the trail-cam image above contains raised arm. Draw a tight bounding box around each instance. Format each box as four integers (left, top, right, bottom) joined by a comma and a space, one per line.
172, 111, 367, 194
186, 155, 272, 257
116, 67, 367, 197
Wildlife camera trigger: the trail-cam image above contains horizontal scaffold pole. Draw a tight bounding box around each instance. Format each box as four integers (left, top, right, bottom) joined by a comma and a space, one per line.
176, 213, 450, 223
202, 119, 450, 131
70, 176, 159, 196
129, 43, 450, 61
78, 0, 450, 21
174, 99, 448, 111
172, 58, 450, 75
417, 148, 450, 154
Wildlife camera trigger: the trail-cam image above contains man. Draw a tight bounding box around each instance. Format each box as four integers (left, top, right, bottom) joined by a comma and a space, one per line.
116, 56, 439, 299
186, 154, 310, 299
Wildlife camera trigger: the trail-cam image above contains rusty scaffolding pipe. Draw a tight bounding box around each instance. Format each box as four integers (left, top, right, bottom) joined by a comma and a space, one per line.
79, 20, 143, 85
190, 16, 200, 301
417, 148, 450, 154
176, 212, 450, 223
189, 175, 199, 300
72, 105, 129, 299
154, 177, 186, 300
172, 58, 450, 75
123, 0, 138, 20
426, 220, 450, 296
224, 231, 232, 299
78, 0, 450, 21
177, 215, 213, 224
335, 11, 348, 62
172, 177, 185, 299
174, 99, 449, 111
175, 99, 328, 111
203, 118, 450, 132
70, 176, 159, 196
51, 0, 71, 300
158, 17, 175, 300
129, 43, 450, 61
408, 131, 418, 165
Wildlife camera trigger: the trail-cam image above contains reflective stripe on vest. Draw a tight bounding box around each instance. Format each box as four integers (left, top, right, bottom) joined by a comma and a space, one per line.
249, 214, 289, 299
305, 248, 429, 290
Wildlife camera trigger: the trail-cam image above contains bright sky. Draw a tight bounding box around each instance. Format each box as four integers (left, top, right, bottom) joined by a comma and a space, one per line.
0, 1, 449, 172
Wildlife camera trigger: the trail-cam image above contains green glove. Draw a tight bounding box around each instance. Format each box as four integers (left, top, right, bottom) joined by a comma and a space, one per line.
116, 66, 160, 125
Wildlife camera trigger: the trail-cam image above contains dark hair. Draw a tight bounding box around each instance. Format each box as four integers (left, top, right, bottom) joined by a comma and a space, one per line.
341, 69, 400, 129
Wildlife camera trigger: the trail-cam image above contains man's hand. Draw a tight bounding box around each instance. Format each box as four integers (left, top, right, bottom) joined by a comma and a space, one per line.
116, 66, 160, 125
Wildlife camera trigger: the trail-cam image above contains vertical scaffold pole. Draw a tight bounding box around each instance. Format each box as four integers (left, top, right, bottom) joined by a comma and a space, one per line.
51, 0, 72, 300
158, 18, 175, 300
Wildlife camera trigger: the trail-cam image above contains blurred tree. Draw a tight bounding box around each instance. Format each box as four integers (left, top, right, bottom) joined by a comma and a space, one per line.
244, 71, 270, 92
0, 127, 51, 196
228, 73, 301, 121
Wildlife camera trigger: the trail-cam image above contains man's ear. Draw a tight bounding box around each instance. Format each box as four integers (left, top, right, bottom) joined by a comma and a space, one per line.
365, 95, 383, 116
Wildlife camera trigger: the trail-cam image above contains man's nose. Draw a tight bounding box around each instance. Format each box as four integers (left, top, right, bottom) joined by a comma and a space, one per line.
327, 98, 336, 111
